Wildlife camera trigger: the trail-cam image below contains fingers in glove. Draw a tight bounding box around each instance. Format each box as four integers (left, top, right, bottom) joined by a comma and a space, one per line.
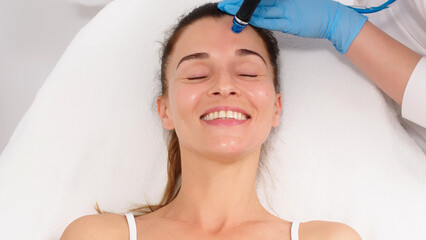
218, 0, 243, 10
255, 5, 285, 18
250, 16, 290, 32
259, 0, 277, 7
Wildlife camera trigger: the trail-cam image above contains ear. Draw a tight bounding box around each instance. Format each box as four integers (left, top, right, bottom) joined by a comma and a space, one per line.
157, 96, 175, 130
272, 92, 282, 127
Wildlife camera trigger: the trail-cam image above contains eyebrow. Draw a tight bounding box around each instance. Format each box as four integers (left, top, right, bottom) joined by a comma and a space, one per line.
176, 49, 267, 70
235, 49, 266, 65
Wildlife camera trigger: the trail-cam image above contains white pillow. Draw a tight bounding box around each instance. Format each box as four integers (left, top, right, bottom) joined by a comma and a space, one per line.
0, 0, 425, 239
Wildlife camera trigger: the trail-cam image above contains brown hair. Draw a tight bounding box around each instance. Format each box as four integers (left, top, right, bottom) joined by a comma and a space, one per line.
95, 2, 281, 217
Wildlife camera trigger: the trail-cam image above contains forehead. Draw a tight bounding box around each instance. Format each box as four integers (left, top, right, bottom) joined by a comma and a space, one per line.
169, 16, 270, 66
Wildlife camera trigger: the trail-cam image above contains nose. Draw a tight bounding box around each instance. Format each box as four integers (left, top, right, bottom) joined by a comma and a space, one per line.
207, 72, 241, 97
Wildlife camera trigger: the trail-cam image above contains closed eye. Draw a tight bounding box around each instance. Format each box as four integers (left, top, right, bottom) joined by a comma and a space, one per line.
239, 74, 258, 77
187, 76, 207, 80
188, 74, 257, 80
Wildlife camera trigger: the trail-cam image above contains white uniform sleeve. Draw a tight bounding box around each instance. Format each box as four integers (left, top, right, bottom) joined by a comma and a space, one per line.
401, 56, 426, 128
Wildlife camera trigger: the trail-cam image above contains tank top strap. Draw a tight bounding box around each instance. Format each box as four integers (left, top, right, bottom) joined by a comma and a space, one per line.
125, 214, 299, 240
291, 221, 300, 240
125, 213, 137, 240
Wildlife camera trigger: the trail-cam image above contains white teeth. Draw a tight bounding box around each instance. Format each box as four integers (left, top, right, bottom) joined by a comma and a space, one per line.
201, 110, 249, 121
226, 111, 233, 118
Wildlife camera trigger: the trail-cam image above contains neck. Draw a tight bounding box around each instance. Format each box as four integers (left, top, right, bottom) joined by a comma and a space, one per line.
156, 145, 273, 233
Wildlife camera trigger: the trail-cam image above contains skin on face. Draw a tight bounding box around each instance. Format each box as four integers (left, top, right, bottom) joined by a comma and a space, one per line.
157, 15, 282, 162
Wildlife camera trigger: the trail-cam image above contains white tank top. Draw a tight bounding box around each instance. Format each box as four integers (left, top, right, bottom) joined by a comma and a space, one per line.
125, 213, 300, 240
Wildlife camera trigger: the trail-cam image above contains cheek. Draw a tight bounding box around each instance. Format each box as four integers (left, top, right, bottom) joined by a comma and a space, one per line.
171, 84, 202, 120
246, 82, 275, 109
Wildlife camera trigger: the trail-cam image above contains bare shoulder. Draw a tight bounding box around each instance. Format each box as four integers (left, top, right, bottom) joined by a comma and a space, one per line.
300, 220, 362, 240
60, 213, 128, 240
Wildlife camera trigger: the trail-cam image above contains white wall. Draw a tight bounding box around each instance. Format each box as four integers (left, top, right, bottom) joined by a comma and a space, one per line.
0, 0, 105, 154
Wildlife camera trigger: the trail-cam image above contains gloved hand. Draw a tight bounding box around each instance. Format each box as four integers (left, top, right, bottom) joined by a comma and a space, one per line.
217, 0, 368, 54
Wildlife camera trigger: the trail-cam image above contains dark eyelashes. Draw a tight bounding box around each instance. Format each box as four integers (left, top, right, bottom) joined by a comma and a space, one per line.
187, 74, 258, 80
187, 76, 207, 80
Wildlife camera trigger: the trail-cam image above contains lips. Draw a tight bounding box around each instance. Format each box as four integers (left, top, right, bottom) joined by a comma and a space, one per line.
200, 106, 251, 119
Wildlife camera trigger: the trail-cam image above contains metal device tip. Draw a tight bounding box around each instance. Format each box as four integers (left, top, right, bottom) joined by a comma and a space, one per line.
231, 17, 247, 33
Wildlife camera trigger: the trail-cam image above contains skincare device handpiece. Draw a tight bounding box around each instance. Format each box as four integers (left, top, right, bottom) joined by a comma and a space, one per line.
231, 0, 261, 33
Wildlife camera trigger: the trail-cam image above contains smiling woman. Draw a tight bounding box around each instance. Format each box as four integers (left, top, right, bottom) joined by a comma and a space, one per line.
122, 3, 283, 223
149, 5, 284, 229
60, 2, 361, 240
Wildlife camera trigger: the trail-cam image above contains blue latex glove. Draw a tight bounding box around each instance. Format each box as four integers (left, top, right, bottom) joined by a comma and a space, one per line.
217, 0, 368, 54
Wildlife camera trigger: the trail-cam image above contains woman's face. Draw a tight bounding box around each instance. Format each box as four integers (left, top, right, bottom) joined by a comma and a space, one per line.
158, 15, 281, 160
